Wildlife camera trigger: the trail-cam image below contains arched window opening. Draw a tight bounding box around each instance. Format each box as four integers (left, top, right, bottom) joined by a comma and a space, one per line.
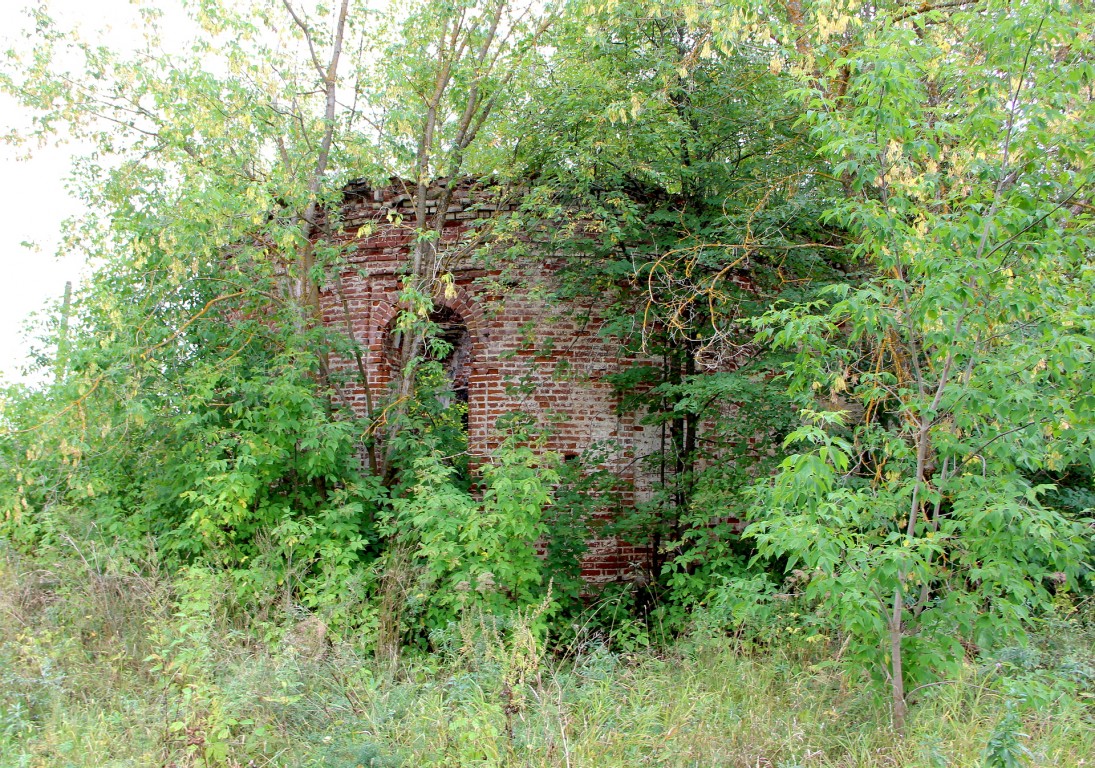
426, 306, 471, 412
383, 306, 472, 432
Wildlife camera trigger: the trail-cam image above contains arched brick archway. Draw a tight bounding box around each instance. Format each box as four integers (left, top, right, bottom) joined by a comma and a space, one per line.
380, 306, 472, 396
366, 284, 486, 377
437, 285, 486, 343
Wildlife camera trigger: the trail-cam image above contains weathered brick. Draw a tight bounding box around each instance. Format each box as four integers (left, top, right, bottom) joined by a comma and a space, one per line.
319, 181, 671, 583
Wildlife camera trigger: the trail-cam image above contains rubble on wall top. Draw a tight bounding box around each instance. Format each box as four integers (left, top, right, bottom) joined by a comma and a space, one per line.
339, 177, 520, 225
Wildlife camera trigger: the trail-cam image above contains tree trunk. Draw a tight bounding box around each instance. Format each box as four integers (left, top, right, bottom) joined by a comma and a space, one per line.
890, 586, 907, 733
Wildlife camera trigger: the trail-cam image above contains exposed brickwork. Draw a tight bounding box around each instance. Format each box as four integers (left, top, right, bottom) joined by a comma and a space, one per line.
319, 180, 661, 584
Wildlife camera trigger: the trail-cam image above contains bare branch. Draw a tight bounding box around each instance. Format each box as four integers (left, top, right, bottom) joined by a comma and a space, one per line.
281, 0, 328, 81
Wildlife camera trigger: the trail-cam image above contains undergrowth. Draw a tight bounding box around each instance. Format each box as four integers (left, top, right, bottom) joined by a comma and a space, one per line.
1, 544, 1092, 768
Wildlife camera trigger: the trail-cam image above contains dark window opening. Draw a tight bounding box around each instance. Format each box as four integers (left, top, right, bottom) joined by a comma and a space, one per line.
427, 306, 471, 415
385, 307, 472, 436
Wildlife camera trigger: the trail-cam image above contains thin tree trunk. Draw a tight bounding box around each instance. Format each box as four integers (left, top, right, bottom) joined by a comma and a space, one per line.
55, 280, 72, 383
278, 0, 350, 348
889, 586, 907, 732
333, 271, 380, 475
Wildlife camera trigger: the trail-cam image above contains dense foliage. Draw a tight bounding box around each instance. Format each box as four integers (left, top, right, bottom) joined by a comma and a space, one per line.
1, 0, 1092, 736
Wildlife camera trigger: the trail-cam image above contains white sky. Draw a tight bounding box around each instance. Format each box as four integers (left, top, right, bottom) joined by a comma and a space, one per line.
0, 129, 83, 382
0, 0, 193, 382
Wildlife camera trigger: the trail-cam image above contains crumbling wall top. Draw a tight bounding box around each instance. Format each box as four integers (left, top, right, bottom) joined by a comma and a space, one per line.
339, 177, 521, 232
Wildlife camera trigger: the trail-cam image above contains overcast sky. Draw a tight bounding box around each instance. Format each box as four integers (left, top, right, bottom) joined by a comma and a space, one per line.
0, 0, 189, 382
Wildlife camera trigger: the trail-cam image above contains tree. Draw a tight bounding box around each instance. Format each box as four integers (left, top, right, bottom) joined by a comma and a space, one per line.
496, 0, 846, 611
731, 0, 1095, 730
361, 0, 556, 475
0, 0, 557, 625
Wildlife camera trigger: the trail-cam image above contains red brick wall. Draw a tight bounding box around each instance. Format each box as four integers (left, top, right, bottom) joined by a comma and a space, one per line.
320, 181, 660, 584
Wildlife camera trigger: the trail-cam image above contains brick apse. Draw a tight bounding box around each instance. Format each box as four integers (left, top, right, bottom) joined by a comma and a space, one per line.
319, 178, 662, 584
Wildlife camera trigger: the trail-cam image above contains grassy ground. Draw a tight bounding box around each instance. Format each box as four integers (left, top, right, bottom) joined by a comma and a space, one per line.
1, 546, 1092, 768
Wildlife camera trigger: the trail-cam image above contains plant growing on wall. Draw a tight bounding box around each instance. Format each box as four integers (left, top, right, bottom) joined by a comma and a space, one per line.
0, 0, 558, 630
494, 0, 849, 617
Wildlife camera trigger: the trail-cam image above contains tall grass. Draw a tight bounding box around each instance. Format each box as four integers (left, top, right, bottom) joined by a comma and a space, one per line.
1, 544, 1092, 767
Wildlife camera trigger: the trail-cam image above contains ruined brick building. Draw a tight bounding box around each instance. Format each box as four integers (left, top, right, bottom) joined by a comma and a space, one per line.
319, 178, 664, 583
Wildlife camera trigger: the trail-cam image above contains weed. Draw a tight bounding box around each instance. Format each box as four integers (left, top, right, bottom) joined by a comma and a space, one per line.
2, 545, 1093, 767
